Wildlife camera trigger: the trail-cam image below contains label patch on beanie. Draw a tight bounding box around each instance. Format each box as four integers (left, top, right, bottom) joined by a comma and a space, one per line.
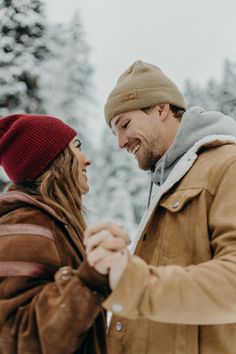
121, 89, 137, 102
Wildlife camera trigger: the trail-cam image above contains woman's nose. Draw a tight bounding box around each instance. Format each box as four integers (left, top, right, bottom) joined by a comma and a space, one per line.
84, 154, 91, 167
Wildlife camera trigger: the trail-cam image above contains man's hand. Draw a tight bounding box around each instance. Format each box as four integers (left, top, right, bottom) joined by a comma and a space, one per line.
84, 221, 130, 289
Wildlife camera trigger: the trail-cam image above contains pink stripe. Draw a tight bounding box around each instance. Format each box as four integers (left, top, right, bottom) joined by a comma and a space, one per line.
0, 261, 56, 278
0, 224, 54, 240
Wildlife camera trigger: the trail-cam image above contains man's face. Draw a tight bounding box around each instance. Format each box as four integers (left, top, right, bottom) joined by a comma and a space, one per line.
111, 108, 167, 170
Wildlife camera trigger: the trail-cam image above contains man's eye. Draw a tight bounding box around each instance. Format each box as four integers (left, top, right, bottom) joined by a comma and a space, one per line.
122, 121, 130, 129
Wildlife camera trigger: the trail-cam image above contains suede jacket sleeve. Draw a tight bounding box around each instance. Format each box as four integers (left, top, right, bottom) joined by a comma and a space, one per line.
0, 209, 109, 354
103, 160, 236, 325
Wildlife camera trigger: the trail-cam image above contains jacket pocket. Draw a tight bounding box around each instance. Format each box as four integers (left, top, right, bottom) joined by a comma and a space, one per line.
158, 188, 204, 261
159, 188, 203, 212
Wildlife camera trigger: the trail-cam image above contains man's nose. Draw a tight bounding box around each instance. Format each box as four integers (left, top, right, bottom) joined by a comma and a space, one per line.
118, 134, 128, 149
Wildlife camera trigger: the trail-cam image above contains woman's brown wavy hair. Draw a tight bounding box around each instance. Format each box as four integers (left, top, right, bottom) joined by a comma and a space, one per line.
12, 146, 86, 237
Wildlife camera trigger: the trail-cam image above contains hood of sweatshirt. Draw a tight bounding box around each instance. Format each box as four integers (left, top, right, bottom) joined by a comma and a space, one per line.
151, 106, 236, 185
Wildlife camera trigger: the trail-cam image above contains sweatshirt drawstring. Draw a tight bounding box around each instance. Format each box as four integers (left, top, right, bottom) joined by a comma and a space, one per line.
147, 180, 153, 209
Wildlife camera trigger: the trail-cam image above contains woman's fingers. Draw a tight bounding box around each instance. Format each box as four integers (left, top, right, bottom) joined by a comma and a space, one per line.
99, 237, 127, 251
84, 221, 130, 245
86, 230, 113, 253
87, 246, 113, 267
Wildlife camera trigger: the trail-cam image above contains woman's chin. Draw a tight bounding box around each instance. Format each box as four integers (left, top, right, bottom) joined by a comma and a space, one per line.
81, 185, 89, 195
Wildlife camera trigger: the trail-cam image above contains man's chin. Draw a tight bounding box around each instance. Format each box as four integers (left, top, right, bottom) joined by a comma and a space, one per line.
137, 159, 152, 171
137, 156, 158, 171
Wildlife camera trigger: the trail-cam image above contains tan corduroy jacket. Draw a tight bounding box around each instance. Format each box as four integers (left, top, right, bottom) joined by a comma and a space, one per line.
0, 191, 109, 354
104, 139, 236, 354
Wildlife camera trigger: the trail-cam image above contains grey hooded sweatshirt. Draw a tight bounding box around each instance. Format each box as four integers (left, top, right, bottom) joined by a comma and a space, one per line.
151, 106, 236, 186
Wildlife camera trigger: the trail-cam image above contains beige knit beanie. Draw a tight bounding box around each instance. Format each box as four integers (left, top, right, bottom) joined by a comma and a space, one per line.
104, 60, 186, 127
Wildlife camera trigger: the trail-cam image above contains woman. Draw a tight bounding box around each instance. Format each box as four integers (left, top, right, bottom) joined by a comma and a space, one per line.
0, 113, 110, 354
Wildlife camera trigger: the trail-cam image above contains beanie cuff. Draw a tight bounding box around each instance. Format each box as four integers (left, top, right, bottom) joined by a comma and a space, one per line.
105, 87, 186, 126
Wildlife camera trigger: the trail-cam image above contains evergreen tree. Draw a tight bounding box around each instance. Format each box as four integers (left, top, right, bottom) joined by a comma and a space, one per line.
41, 11, 94, 145
219, 60, 236, 118
184, 59, 236, 120
0, 0, 49, 190
184, 80, 207, 108
0, 0, 48, 115
0, 5, 94, 191
204, 79, 220, 111
185, 78, 219, 111
86, 128, 149, 238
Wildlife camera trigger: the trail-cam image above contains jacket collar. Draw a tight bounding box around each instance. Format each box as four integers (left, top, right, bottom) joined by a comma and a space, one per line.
0, 191, 65, 224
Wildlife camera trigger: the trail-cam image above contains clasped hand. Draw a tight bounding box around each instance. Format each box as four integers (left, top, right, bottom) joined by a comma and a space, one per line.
84, 221, 130, 289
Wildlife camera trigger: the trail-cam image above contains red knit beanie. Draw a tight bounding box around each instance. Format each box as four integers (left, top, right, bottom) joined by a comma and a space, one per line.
0, 114, 77, 183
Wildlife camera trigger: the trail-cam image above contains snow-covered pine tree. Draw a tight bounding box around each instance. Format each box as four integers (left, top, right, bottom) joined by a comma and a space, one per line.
0, 0, 48, 116
41, 11, 94, 147
184, 78, 219, 111
0, 0, 49, 190
86, 127, 149, 238
184, 79, 207, 108
0, 6, 94, 191
184, 58, 236, 120
204, 79, 220, 111
218, 60, 236, 119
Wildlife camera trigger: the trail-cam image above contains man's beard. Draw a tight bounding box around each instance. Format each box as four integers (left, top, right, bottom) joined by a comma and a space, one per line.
137, 148, 160, 171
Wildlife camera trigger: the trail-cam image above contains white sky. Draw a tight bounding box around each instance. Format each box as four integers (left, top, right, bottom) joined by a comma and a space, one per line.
46, 0, 236, 122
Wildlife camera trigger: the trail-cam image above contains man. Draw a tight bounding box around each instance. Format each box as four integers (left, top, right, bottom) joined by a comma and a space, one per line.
85, 60, 236, 354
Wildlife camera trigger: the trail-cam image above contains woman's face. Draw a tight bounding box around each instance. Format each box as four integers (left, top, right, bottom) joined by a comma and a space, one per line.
69, 137, 91, 194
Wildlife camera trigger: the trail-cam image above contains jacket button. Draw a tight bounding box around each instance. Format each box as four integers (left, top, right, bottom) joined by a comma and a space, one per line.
115, 321, 123, 331
172, 201, 180, 208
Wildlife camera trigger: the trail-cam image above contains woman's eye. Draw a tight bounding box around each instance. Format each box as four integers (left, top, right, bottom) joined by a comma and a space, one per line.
122, 121, 130, 129
74, 139, 82, 149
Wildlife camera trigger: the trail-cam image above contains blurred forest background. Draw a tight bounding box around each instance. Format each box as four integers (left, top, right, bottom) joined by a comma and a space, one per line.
1, 0, 236, 237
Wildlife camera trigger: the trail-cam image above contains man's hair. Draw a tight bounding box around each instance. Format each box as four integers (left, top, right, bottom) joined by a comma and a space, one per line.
169, 105, 185, 119
12, 146, 86, 236
142, 104, 185, 120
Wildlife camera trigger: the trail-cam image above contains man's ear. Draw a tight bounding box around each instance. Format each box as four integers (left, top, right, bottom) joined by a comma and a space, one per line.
159, 104, 170, 121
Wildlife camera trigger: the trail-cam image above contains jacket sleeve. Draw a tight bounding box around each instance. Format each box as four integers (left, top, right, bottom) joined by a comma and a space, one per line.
103, 160, 236, 325
0, 225, 109, 354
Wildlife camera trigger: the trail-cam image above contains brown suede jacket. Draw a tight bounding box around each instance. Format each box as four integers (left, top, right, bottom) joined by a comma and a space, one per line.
104, 141, 236, 354
0, 191, 110, 354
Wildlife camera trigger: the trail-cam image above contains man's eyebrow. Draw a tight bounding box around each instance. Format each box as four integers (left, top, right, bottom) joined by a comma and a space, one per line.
114, 116, 121, 125
111, 115, 124, 135
112, 113, 124, 135
113, 114, 125, 126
